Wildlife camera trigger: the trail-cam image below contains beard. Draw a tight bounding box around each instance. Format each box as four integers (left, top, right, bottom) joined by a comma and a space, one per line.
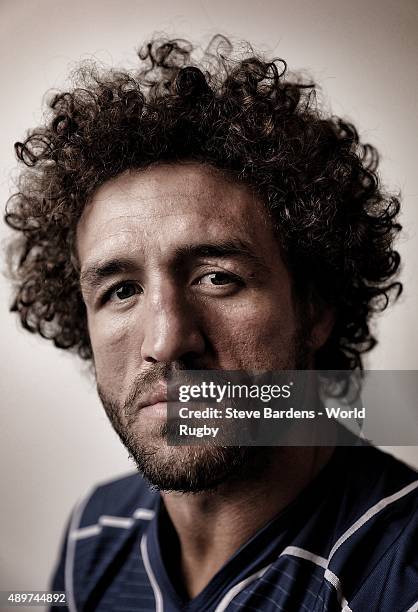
97, 327, 312, 494
98, 379, 263, 493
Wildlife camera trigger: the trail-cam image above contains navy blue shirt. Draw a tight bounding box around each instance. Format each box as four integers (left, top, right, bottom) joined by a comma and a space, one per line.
50, 446, 418, 611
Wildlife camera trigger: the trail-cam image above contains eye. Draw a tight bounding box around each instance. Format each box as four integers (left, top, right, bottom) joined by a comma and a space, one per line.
195, 272, 244, 288
106, 281, 141, 302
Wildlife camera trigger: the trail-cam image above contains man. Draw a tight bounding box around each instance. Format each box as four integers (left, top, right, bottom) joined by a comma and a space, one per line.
5, 37, 418, 611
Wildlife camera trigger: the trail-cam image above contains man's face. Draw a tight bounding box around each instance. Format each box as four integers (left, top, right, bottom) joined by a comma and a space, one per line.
77, 163, 321, 491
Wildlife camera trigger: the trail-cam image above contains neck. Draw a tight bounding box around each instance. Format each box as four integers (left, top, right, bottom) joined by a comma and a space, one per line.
160, 445, 334, 598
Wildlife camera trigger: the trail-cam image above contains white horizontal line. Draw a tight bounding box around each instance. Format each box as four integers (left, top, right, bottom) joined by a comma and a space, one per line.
69, 507, 155, 541
132, 508, 155, 520
281, 546, 328, 568
70, 525, 102, 540
99, 515, 135, 528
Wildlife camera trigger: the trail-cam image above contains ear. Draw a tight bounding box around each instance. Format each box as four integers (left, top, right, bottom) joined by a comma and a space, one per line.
309, 303, 335, 351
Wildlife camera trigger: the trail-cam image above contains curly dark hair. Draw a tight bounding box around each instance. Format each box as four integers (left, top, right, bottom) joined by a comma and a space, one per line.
4, 36, 402, 370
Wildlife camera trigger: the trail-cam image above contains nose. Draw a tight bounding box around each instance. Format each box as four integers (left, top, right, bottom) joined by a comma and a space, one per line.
140, 285, 206, 363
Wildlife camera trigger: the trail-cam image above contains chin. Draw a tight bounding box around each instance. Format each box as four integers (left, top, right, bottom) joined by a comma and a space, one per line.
124, 431, 251, 493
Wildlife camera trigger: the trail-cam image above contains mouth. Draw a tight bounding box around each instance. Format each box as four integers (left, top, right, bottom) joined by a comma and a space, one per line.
137, 383, 168, 410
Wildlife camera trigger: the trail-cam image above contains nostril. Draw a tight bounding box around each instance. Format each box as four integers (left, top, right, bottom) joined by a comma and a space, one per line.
144, 355, 158, 364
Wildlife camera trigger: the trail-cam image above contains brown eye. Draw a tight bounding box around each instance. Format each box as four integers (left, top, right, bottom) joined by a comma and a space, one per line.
112, 282, 138, 301
198, 272, 239, 286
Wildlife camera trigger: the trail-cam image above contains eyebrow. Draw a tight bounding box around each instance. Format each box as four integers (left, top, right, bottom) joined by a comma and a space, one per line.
175, 239, 266, 268
79, 239, 267, 292
80, 257, 140, 292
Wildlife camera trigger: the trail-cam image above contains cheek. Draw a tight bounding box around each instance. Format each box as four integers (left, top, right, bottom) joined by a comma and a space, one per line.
88, 310, 140, 395
204, 293, 297, 369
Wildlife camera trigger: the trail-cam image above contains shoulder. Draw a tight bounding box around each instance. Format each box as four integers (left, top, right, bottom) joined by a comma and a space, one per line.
59, 472, 159, 610
327, 447, 418, 611
331, 445, 418, 558
332, 445, 418, 521
272, 447, 418, 611
75, 470, 158, 529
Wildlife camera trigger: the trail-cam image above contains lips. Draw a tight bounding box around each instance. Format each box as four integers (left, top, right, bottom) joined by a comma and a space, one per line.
137, 382, 168, 409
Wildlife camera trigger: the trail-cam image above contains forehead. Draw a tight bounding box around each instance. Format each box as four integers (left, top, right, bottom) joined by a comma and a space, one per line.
76, 163, 275, 263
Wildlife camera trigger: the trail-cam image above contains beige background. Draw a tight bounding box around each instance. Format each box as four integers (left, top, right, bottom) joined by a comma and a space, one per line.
1, 0, 417, 606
